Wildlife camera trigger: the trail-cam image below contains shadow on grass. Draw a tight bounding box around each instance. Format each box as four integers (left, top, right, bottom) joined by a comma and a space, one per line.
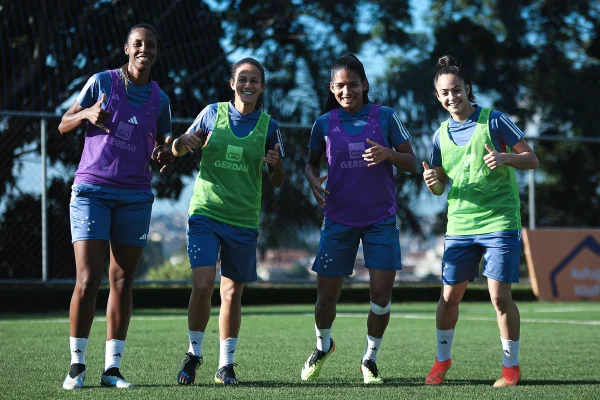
85, 378, 600, 389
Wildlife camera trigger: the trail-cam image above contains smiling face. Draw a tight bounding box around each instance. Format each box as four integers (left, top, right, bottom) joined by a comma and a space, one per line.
435, 73, 473, 120
330, 69, 368, 114
230, 63, 265, 109
124, 28, 158, 71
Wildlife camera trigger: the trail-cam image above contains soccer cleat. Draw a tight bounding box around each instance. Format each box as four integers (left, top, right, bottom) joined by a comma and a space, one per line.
301, 338, 336, 381
100, 367, 135, 389
63, 363, 86, 390
177, 352, 203, 385
493, 365, 520, 387
360, 359, 384, 384
425, 358, 452, 385
214, 363, 239, 385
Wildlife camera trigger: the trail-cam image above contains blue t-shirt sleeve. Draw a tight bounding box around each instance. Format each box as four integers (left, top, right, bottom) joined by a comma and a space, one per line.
380, 106, 411, 147
266, 119, 284, 157
185, 103, 218, 136
76, 72, 111, 109
489, 110, 525, 150
308, 115, 328, 153
429, 129, 442, 167
157, 90, 172, 136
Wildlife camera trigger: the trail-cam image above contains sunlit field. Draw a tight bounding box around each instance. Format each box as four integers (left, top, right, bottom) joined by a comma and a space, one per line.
1, 302, 599, 399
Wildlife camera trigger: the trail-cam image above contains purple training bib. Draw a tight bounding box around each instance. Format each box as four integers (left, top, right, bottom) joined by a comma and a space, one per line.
324, 104, 397, 227
74, 69, 160, 189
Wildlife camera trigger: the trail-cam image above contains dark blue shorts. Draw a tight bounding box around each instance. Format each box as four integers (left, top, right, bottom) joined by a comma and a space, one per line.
187, 214, 259, 283
69, 183, 154, 246
312, 216, 402, 278
442, 230, 522, 284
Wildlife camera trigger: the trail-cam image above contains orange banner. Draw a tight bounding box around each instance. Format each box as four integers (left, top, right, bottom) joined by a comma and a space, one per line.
522, 229, 600, 301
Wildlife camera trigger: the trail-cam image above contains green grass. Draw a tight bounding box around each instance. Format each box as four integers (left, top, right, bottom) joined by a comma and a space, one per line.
1, 302, 600, 399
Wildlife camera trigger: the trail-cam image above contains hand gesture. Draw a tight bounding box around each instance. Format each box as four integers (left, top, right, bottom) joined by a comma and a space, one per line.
179, 129, 208, 153
483, 143, 504, 170
262, 143, 283, 169
153, 136, 175, 173
422, 161, 440, 188
362, 138, 390, 167
86, 93, 111, 133
309, 175, 329, 207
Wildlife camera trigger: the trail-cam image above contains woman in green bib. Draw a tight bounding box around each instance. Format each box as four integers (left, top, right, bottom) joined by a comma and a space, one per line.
422, 55, 538, 387
171, 58, 285, 385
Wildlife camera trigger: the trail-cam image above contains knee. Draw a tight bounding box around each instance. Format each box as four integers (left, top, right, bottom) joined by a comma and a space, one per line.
490, 293, 513, 314
110, 271, 135, 293
316, 293, 338, 310
191, 280, 214, 300
370, 300, 391, 316
75, 269, 102, 295
439, 293, 461, 308
220, 284, 243, 305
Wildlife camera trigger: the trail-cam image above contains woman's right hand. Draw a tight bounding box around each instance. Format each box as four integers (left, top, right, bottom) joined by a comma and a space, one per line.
422, 161, 440, 188
309, 175, 329, 207
178, 129, 208, 153
85, 93, 111, 133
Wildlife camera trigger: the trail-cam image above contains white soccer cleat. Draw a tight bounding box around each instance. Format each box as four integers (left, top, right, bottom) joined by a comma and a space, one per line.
100, 368, 135, 389
63, 371, 86, 390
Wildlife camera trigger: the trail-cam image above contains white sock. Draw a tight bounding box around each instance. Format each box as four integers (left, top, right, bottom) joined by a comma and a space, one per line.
219, 338, 238, 368
501, 337, 520, 367
188, 330, 204, 356
104, 339, 126, 371
69, 337, 88, 365
436, 329, 455, 362
362, 335, 382, 362
315, 324, 331, 352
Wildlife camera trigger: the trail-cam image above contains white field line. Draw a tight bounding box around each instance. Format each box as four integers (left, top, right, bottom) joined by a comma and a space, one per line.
1, 312, 599, 326
332, 313, 600, 326
522, 307, 600, 313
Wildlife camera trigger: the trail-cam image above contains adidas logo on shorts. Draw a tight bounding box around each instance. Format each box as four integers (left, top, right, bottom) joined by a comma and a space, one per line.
128, 116, 138, 124
139, 233, 147, 240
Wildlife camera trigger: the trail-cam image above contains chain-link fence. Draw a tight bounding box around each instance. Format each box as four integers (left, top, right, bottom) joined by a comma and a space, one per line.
3, 1, 599, 284
3, 111, 598, 284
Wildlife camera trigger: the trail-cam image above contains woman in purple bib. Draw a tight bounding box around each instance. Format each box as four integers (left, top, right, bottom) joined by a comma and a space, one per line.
58, 23, 173, 390
301, 54, 417, 384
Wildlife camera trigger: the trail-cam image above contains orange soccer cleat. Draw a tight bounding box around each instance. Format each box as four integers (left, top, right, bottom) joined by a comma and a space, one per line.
425, 358, 452, 385
493, 365, 520, 387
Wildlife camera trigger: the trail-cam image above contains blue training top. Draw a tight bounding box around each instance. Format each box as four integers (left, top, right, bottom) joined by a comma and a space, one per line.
76, 70, 172, 137
429, 105, 525, 167
309, 103, 411, 152
185, 102, 284, 156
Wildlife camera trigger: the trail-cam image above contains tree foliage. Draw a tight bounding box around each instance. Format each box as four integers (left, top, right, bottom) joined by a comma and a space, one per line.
1, 0, 598, 279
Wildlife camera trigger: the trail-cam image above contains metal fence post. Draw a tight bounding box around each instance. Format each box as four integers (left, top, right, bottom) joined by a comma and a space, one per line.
528, 141, 535, 230
41, 118, 48, 282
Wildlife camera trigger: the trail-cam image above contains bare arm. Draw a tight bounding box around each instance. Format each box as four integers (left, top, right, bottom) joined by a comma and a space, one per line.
305, 150, 329, 207
484, 138, 539, 170
58, 94, 110, 135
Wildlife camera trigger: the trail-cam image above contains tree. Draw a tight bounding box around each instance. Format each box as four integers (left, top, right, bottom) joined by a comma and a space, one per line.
2, 0, 423, 278
379, 0, 600, 229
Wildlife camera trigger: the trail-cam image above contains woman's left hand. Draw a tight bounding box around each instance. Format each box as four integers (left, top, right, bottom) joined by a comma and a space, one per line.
263, 143, 283, 170
363, 138, 391, 167
483, 144, 505, 170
